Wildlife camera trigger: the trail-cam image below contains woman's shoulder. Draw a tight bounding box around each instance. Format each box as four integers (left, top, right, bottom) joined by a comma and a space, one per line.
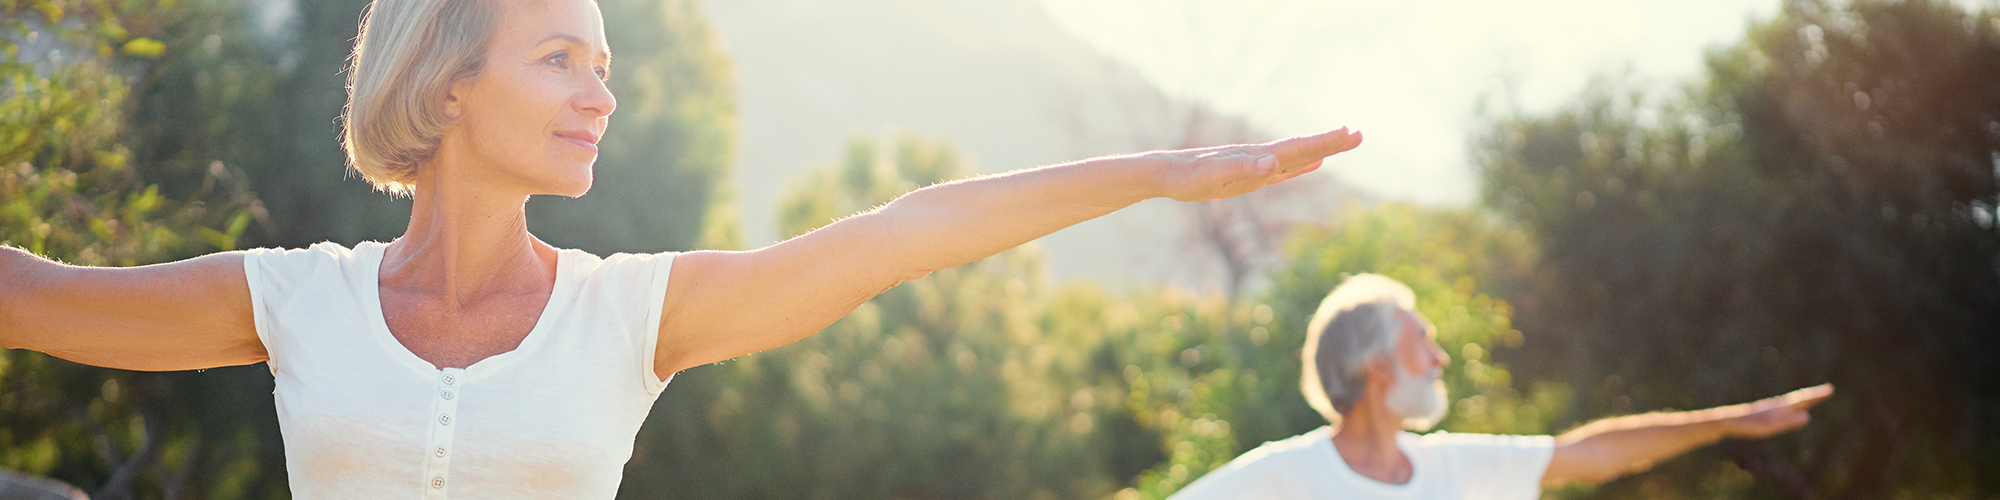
241, 240, 388, 282
244, 240, 376, 259
557, 249, 678, 305
564, 248, 679, 275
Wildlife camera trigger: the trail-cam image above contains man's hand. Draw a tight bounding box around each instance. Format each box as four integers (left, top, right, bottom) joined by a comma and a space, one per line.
1720, 383, 1835, 439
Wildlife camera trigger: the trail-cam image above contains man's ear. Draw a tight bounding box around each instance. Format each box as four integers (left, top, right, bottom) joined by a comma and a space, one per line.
1360, 356, 1393, 390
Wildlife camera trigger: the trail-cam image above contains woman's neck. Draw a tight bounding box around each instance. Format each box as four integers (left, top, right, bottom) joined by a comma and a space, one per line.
381, 161, 556, 305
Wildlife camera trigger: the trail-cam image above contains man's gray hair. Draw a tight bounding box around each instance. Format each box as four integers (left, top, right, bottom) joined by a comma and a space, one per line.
1299, 274, 1417, 424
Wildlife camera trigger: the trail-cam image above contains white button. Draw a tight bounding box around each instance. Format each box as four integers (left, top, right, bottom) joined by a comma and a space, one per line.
432, 477, 445, 489
435, 446, 447, 457
439, 414, 452, 426
441, 390, 454, 400
442, 374, 456, 385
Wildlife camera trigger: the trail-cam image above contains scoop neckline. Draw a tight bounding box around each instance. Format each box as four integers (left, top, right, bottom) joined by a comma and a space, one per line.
359, 241, 573, 379
1319, 429, 1423, 494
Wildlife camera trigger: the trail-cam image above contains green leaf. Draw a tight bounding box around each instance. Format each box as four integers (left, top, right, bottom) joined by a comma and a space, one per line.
90, 149, 126, 170
195, 226, 232, 252
97, 21, 128, 41
120, 38, 164, 59
30, 0, 60, 23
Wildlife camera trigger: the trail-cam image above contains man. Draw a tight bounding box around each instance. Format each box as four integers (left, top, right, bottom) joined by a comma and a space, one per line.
1170, 274, 1833, 499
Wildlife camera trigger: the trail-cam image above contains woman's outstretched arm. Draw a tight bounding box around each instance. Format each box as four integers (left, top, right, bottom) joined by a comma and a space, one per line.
0, 247, 265, 371
651, 128, 1362, 376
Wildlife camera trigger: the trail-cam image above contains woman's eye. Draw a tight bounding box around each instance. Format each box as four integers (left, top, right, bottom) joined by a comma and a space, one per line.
594, 67, 609, 81
545, 52, 569, 68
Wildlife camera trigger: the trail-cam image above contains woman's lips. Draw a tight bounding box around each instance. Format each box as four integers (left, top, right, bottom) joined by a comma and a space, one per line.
555, 130, 600, 152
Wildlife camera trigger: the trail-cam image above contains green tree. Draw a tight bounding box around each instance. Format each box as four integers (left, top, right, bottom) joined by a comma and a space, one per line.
1, 1, 278, 498
1477, 0, 1999, 496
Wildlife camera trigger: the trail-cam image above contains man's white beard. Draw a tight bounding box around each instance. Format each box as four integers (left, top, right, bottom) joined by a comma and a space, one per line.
1387, 364, 1448, 431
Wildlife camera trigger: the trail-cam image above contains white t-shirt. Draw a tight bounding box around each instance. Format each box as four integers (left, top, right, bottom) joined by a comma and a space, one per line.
1169, 427, 1554, 500
243, 241, 676, 499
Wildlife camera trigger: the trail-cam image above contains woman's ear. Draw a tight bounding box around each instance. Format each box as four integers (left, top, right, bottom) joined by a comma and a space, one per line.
443, 80, 471, 119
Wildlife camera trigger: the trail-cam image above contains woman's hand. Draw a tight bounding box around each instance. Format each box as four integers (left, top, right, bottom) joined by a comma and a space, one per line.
1158, 128, 1363, 202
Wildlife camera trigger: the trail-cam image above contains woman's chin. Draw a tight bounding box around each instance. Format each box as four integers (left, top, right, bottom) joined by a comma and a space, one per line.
539, 170, 594, 198
551, 179, 592, 198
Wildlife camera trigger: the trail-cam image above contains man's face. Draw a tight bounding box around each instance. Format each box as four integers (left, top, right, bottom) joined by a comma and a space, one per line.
1391, 310, 1448, 377
1384, 309, 1449, 429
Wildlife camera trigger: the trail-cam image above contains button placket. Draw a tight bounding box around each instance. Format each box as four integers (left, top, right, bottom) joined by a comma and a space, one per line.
424, 368, 465, 499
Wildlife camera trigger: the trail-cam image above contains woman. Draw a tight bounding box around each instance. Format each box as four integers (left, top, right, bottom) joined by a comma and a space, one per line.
0, 0, 1361, 497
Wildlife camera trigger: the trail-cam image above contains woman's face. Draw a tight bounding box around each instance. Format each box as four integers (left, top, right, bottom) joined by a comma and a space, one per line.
440, 0, 615, 198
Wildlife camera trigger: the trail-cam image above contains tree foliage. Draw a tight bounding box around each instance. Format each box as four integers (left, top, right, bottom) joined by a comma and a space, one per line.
1478, 0, 2000, 496
1, 1, 278, 498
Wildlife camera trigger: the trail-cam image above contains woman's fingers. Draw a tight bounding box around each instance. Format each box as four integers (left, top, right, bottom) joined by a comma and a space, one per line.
1169, 128, 1361, 202
1270, 128, 1362, 170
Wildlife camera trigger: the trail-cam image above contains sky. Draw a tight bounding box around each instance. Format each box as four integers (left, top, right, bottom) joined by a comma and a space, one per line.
1037, 0, 1797, 205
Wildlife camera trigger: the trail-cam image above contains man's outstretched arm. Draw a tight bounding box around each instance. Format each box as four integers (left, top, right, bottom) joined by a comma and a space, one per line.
1541, 384, 1834, 488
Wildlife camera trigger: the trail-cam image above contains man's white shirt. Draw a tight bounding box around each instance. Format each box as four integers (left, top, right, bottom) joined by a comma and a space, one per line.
1168, 427, 1554, 500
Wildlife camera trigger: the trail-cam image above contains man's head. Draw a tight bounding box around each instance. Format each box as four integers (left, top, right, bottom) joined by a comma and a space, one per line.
1299, 274, 1450, 430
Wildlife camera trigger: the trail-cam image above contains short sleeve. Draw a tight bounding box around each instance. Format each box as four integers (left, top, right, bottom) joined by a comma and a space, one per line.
240, 242, 361, 376
1421, 432, 1555, 499
240, 247, 280, 373
591, 251, 679, 396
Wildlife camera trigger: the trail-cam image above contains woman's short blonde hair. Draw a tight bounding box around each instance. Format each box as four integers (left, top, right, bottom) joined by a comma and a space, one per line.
341, 0, 498, 195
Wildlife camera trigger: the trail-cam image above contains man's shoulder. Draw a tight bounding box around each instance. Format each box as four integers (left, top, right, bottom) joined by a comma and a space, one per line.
1402, 431, 1556, 498
1237, 428, 1334, 464
1409, 431, 1555, 452
1406, 431, 1555, 482
1167, 429, 1332, 500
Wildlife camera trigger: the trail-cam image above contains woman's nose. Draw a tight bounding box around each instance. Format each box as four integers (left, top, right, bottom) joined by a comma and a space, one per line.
577, 78, 616, 118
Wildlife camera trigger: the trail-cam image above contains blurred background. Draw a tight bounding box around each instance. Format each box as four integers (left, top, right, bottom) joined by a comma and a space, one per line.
2, 0, 1996, 498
